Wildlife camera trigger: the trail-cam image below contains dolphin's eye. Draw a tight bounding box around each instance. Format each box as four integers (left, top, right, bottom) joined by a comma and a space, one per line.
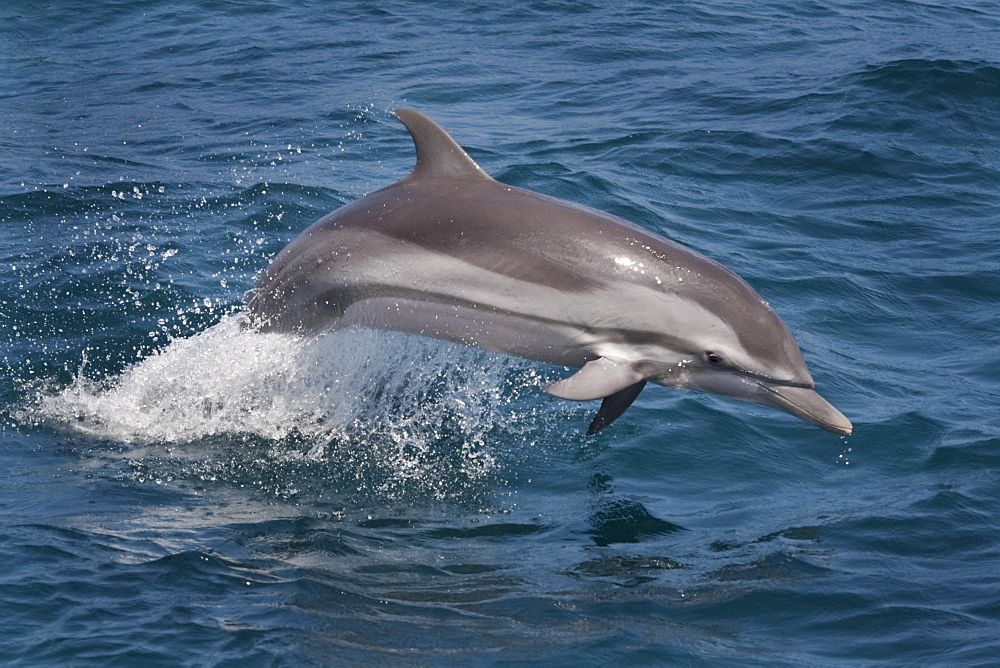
705, 351, 723, 365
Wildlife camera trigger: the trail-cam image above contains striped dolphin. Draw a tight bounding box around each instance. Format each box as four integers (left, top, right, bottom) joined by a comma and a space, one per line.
246, 109, 852, 435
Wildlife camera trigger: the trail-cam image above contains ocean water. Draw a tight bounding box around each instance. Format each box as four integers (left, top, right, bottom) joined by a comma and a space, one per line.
2, 0, 999, 664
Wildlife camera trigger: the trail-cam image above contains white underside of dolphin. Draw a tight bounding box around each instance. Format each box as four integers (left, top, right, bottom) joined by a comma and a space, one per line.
247, 109, 852, 436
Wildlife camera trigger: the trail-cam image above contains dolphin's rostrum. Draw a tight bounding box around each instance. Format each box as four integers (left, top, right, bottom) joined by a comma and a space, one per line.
247, 109, 852, 436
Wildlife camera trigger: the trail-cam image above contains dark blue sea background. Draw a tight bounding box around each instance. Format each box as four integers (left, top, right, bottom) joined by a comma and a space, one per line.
2, 1, 999, 664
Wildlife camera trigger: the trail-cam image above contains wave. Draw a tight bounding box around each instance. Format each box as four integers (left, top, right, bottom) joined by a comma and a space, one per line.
853, 58, 1000, 101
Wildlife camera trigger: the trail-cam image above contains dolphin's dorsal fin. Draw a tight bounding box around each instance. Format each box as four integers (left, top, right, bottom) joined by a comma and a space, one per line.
395, 108, 489, 181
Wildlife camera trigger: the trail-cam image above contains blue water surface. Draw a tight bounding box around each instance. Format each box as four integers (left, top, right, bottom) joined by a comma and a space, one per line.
2, 1, 999, 664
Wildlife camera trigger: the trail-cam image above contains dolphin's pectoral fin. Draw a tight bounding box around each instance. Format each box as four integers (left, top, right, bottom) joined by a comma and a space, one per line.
587, 380, 647, 435
545, 357, 646, 401
544, 358, 647, 434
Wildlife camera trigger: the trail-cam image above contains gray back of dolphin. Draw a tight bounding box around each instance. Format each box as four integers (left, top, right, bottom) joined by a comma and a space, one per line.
247, 109, 852, 436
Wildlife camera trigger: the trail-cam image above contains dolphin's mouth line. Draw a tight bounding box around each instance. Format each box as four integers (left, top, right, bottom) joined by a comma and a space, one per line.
740, 368, 811, 389
757, 381, 851, 434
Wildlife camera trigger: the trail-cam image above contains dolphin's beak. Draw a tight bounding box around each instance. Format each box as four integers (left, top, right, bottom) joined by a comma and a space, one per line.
759, 384, 853, 435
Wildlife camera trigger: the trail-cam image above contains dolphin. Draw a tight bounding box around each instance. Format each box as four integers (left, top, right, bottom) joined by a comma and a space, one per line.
246, 109, 852, 436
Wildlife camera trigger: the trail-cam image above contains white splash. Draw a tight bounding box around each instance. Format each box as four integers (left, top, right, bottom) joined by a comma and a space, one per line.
36, 317, 328, 443
28, 317, 545, 500
38, 318, 525, 441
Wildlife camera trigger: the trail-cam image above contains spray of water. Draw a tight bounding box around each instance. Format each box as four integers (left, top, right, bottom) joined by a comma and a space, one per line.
28, 317, 550, 503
